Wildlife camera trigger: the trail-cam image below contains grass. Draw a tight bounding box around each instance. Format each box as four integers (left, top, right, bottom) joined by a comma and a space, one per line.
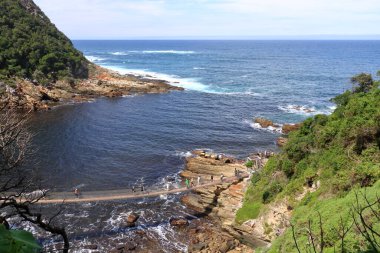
235, 201, 262, 224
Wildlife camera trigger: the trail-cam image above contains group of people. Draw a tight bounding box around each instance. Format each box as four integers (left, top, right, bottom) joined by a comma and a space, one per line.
132, 185, 144, 192
72, 167, 243, 198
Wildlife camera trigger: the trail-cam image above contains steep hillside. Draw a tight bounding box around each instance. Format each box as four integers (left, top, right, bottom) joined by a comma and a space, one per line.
237, 73, 380, 252
0, 0, 89, 85
0, 0, 182, 110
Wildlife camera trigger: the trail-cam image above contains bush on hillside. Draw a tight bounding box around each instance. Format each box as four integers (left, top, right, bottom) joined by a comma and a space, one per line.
0, 0, 89, 85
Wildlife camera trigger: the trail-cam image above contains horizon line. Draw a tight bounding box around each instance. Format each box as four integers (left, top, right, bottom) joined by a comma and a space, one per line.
70, 35, 380, 41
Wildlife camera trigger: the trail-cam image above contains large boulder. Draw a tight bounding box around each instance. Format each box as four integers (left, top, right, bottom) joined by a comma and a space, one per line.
282, 123, 301, 134
127, 213, 140, 224
254, 118, 275, 128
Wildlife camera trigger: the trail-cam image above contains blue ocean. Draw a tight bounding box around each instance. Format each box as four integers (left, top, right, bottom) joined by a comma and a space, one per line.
29, 40, 380, 190
27, 40, 380, 251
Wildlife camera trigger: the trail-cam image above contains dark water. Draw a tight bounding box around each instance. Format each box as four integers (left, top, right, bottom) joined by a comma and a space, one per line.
23, 40, 380, 251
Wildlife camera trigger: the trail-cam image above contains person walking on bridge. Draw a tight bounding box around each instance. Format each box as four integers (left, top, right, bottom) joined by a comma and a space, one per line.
74, 188, 80, 198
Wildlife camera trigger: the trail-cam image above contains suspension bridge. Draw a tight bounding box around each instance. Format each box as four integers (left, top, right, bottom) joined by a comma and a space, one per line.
23, 174, 249, 204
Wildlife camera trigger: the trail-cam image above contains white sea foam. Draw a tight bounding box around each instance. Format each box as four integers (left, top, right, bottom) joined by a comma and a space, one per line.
105, 66, 211, 92
142, 50, 195, 54
110, 51, 128, 56
278, 104, 336, 115
85, 56, 105, 62
193, 67, 206, 70
214, 91, 262, 97
243, 119, 283, 134
103, 66, 261, 96
148, 225, 188, 253
174, 151, 192, 158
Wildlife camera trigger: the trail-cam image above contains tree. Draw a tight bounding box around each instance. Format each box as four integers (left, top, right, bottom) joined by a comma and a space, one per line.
0, 100, 69, 252
351, 73, 373, 93
291, 192, 380, 252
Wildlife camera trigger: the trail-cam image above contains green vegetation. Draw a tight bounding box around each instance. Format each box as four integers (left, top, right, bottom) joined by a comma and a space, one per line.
0, 0, 89, 85
245, 159, 253, 168
269, 182, 380, 253
0, 225, 41, 253
237, 73, 380, 252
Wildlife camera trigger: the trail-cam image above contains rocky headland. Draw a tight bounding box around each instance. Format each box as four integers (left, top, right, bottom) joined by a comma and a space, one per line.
4, 65, 183, 111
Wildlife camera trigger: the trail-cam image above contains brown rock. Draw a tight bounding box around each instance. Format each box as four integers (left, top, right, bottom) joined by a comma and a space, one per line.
135, 230, 146, 236
189, 243, 206, 252
107, 90, 123, 98
282, 123, 301, 134
169, 217, 189, 227
127, 213, 139, 224
276, 137, 288, 147
254, 118, 274, 128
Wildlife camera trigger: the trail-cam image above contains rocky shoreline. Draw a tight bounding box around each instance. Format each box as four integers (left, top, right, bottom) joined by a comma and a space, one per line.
3, 64, 183, 111
179, 150, 273, 252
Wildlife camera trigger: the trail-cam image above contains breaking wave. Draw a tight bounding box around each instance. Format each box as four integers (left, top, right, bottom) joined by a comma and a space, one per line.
243, 119, 283, 134
85, 55, 106, 62
278, 104, 337, 115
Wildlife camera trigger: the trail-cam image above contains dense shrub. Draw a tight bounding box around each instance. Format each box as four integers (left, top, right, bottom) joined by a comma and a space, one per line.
0, 0, 89, 84
237, 78, 380, 251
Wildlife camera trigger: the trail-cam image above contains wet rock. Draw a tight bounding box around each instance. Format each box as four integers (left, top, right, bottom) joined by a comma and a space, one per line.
282, 123, 301, 134
83, 244, 98, 250
276, 137, 288, 147
254, 117, 275, 128
40, 91, 59, 102
169, 217, 189, 227
127, 213, 139, 223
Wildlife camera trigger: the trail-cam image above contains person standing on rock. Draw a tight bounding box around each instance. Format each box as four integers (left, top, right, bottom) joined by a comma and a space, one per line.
185, 178, 190, 189
211, 175, 214, 182
197, 176, 201, 185
220, 173, 224, 182
190, 178, 195, 187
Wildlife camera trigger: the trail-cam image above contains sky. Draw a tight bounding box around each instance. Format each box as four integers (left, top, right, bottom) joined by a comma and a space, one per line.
34, 0, 380, 40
